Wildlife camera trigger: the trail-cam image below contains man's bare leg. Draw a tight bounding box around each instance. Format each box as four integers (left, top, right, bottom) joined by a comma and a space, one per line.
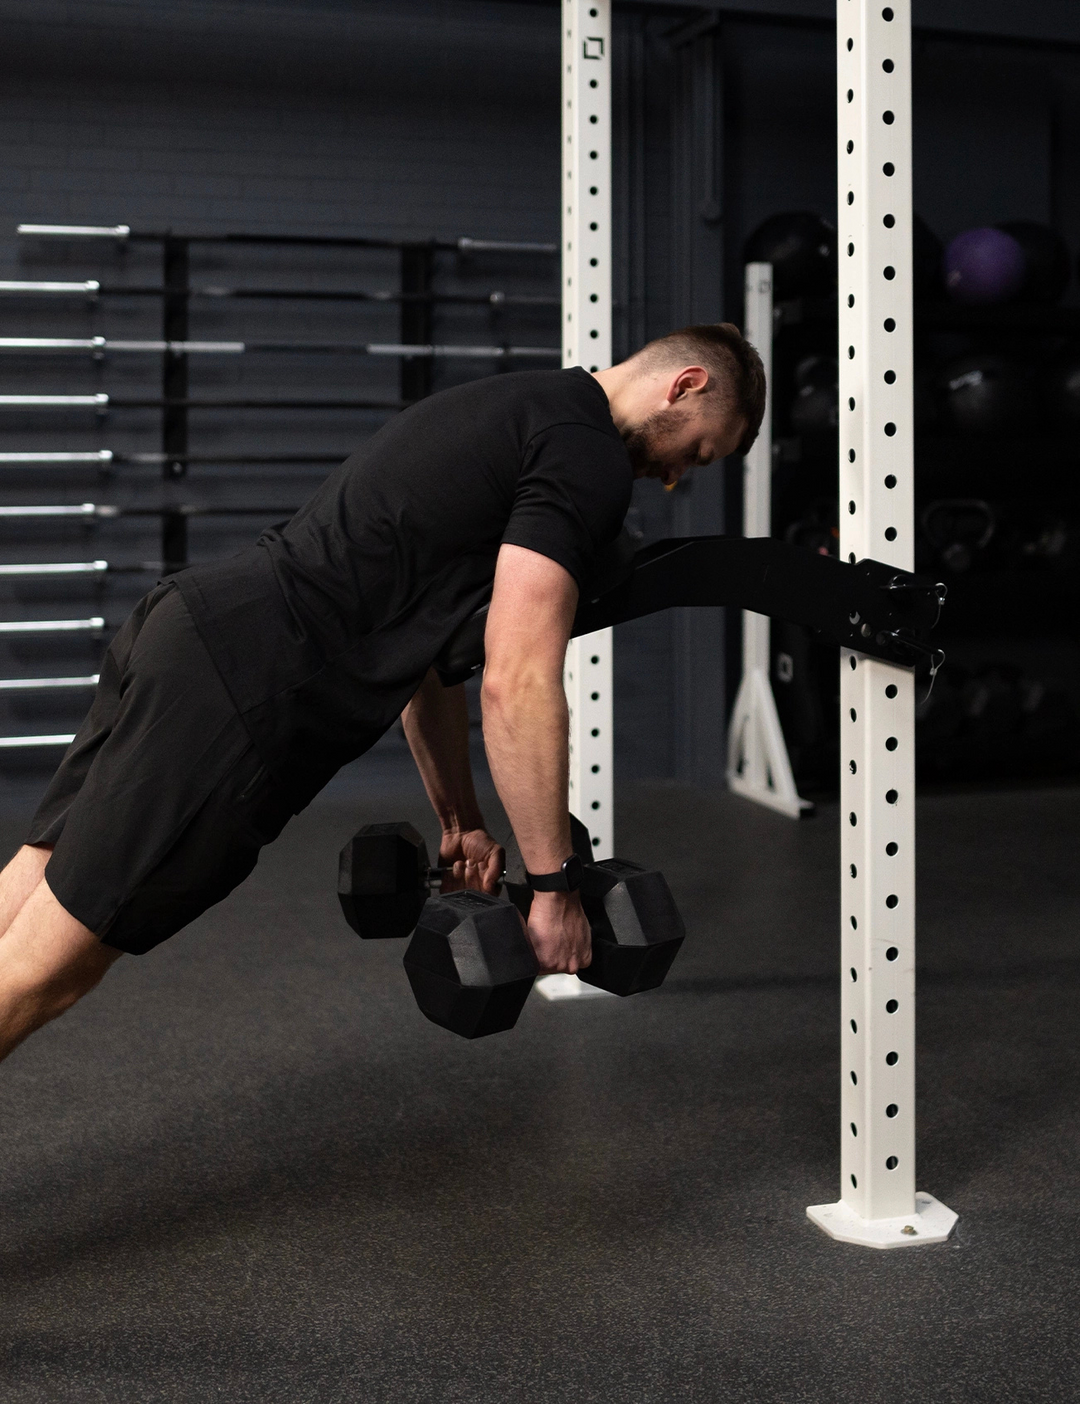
0, 868, 121, 1063
0, 844, 52, 937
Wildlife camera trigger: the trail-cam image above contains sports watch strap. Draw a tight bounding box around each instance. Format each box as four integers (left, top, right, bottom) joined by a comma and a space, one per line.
525, 853, 584, 893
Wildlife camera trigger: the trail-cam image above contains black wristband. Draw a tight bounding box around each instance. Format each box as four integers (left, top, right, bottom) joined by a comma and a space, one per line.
525, 853, 584, 893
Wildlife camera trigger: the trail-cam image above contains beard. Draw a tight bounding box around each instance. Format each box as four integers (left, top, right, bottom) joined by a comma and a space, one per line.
621, 403, 694, 477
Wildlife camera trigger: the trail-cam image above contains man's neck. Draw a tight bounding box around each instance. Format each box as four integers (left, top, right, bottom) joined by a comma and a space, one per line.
590, 364, 637, 433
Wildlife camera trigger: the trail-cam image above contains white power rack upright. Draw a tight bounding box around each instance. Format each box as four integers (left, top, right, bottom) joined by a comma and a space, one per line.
726, 262, 811, 819
534, 0, 615, 1005
562, 0, 613, 862
807, 0, 956, 1248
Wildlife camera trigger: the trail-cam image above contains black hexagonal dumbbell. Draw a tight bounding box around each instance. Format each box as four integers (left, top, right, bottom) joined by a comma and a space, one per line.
502, 812, 595, 918
577, 858, 686, 995
506, 817, 685, 997
339, 816, 685, 1036
340, 814, 592, 939
402, 890, 538, 1039
337, 821, 442, 940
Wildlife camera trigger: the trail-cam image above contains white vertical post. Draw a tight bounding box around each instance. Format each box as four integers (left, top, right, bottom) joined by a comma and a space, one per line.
807, 0, 956, 1248
563, 0, 613, 862
535, 0, 617, 1003
741, 264, 774, 575
726, 263, 810, 820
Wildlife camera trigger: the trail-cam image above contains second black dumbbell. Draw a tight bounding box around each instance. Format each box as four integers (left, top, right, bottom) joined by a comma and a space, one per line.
503, 826, 686, 997
337, 813, 614, 942
337, 821, 449, 941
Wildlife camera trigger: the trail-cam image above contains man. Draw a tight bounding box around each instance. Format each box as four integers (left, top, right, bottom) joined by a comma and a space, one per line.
0, 323, 764, 1061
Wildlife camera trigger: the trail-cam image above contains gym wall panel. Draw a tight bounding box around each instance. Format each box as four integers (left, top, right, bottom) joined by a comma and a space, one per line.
0, 0, 561, 249
612, 0, 1080, 49
1053, 71, 1080, 267
912, 54, 1052, 239
915, 1, 1080, 46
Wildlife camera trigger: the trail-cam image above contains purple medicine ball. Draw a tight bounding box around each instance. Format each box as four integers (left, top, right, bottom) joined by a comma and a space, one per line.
943, 226, 1026, 305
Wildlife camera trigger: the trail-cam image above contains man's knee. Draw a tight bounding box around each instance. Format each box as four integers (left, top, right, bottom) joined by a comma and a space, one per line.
15, 937, 118, 1027
35, 974, 87, 1022
3, 879, 118, 1000
21, 843, 53, 879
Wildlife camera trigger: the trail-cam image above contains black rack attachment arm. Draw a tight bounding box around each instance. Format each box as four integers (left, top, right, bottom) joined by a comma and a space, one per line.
435, 535, 945, 686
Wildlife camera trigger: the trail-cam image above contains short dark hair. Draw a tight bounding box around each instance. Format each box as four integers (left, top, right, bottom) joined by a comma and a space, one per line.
631, 322, 767, 456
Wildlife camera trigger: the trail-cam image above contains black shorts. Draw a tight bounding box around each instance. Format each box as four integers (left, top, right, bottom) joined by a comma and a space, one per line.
26, 582, 294, 955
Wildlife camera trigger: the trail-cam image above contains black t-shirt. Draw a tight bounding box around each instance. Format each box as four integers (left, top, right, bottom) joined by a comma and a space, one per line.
175, 367, 632, 810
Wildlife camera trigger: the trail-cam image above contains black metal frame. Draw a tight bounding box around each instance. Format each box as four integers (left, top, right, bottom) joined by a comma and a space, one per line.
434, 537, 946, 686
574, 537, 944, 666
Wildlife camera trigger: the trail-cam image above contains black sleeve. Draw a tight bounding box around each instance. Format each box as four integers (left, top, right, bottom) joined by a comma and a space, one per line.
500, 423, 633, 588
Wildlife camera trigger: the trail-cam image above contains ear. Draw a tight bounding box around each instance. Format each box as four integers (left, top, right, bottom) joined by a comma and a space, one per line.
666, 365, 710, 404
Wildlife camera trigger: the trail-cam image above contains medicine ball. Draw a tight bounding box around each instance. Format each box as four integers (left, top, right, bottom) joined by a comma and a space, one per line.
995, 221, 1071, 304
1020, 676, 1077, 747
794, 355, 837, 392
997, 506, 1073, 572
743, 212, 837, 299
789, 355, 839, 435
913, 369, 940, 431
785, 509, 837, 558
943, 226, 1026, 305
920, 498, 995, 573
960, 664, 1024, 745
1047, 359, 1080, 426
913, 214, 944, 300
938, 353, 1031, 434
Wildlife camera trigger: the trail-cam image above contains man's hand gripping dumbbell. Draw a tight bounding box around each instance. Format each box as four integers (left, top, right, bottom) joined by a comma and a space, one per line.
338, 816, 685, 1038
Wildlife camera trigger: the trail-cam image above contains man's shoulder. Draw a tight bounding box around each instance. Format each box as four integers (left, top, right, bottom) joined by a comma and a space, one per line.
420, 367, 615, 433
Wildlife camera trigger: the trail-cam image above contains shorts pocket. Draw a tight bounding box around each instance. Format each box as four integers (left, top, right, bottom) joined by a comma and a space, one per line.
233, 759, 292, 847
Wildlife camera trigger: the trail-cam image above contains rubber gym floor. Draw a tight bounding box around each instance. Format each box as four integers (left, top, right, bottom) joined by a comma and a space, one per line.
0, 742, 1077, 1404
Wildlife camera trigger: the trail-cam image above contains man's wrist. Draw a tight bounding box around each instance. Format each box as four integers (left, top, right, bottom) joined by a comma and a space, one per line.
526, 851, 584, 893
528, 887, 582, 907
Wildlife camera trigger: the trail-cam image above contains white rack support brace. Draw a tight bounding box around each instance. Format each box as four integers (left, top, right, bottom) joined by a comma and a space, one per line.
807, 0, 956, 1249
562, 0, 613, 862
726, 262, 811, 820
536, 0, 615, 1005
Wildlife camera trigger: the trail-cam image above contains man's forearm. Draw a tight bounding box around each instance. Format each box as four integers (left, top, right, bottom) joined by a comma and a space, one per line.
477, 544, 589, 972
480, 671, 572, 876
401, 670, 484, 834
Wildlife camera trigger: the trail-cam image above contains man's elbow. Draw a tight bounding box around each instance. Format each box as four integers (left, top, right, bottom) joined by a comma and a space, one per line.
481, 660, 566, 714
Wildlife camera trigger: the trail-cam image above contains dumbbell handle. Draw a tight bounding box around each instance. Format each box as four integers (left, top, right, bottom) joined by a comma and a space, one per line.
425, 864, 511, 888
